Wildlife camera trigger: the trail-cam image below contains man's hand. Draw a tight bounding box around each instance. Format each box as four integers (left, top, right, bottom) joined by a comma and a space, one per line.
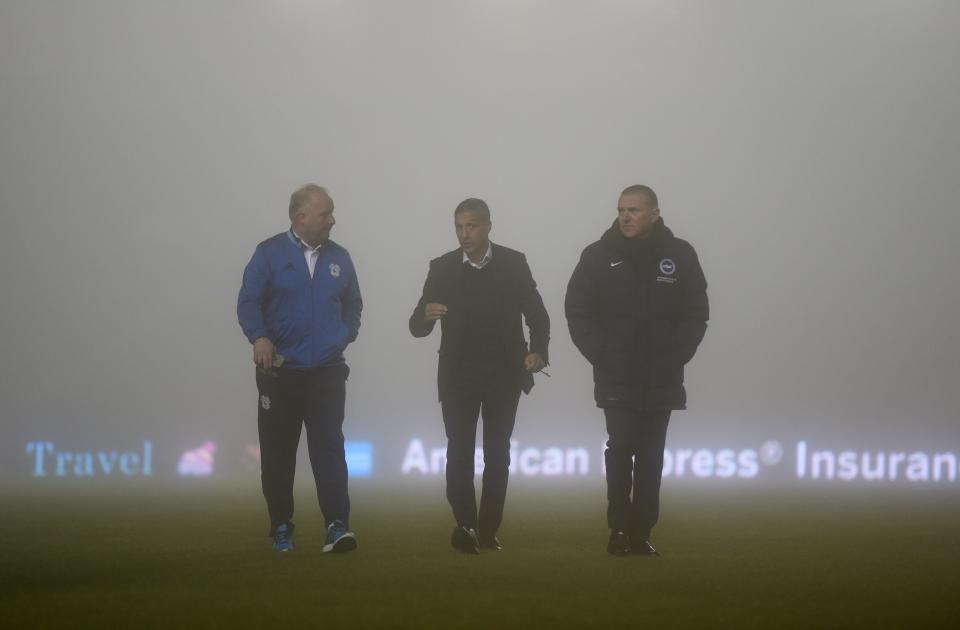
524, 352, 546, 373
423, 303, 449, 323
253, 337, 275, 369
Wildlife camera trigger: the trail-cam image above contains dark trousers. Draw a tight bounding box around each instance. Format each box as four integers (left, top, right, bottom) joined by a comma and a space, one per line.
604, 406, 671, 539
440, 363, 521, 538
255, 364, 350, 535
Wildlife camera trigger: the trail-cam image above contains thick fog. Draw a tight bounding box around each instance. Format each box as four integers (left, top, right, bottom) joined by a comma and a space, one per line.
2, 1, 958, 484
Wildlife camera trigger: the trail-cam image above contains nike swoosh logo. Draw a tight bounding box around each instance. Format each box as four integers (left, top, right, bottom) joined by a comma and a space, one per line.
610, 261, 625, 267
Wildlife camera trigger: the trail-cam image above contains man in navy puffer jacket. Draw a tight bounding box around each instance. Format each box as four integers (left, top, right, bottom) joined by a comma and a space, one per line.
238, 184, 362, 553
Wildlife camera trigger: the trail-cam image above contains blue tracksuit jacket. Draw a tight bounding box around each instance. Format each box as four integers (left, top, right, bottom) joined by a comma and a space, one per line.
237, 230, 362, 369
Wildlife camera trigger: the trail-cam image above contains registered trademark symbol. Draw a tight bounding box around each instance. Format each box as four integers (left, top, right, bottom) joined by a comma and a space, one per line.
760, 440, 783, 466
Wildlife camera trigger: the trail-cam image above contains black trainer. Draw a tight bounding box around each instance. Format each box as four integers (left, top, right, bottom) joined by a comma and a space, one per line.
478, 534, 503, 551
630, 538, 660, 556
451, 525, 480, 554
607, 531, 631, 556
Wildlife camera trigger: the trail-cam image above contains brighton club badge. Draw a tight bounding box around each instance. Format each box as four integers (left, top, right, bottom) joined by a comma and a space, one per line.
657, 258, 678, 284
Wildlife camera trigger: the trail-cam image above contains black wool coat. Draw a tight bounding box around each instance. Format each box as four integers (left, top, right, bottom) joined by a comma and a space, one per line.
410, 243, 551, 402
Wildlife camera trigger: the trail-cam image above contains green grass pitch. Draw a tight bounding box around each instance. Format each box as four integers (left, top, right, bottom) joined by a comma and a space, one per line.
2, 481, 958, 628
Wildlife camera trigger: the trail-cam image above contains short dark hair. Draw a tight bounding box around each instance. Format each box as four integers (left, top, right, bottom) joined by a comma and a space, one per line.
454, 198, 491, 222
620, 185, 658, 209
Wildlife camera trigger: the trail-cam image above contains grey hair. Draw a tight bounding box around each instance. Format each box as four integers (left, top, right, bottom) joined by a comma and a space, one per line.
289, 184, 330, 219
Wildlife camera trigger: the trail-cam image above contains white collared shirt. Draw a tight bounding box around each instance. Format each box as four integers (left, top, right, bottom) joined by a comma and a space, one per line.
292, 229, 322, 278
462, 243, 493, 270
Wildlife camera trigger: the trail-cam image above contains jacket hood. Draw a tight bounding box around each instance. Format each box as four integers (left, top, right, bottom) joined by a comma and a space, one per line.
600, 217, 674, 255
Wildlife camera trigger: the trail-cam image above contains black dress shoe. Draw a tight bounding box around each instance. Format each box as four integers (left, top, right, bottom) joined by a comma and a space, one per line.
607, 531, 631, 556
630, 539, 660, 556
451, 525, 480, 554
478, 535, 502, 551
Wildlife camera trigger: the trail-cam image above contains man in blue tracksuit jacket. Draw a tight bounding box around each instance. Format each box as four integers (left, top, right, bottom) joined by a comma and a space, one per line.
237, 184, 362, 553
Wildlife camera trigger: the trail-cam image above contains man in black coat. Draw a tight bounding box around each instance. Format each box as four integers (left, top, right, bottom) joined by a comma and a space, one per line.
410, 198, 550, 553
565, 185, 708, 557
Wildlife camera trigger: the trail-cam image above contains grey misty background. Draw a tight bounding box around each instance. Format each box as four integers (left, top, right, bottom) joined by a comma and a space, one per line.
1, 1, 958, 480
